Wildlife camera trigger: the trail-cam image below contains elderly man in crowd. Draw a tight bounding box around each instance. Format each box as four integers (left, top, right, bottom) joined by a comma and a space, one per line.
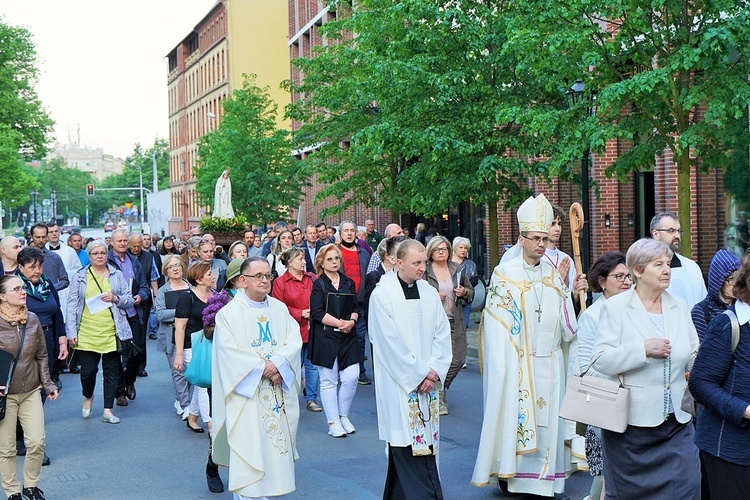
366, 223, 405, 273
0, 236, 23, 275
128, 232, 159, 377
198, 237, 227, 287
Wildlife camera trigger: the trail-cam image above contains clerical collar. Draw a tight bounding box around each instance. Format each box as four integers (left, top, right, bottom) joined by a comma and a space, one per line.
239, 289, 269, 308
669, 253, 682, 268
397, 274, 420, 300
48, 244, 61, 251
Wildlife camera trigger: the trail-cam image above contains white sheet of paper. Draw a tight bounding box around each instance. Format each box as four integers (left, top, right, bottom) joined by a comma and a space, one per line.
86, 293, 112, 315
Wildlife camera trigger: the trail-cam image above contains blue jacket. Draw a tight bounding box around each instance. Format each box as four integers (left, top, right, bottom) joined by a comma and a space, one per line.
689, 304, 750, 465
691, 249, 739, 343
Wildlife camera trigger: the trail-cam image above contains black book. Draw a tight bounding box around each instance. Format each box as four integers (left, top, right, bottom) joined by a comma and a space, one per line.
0, 349, 13, 388
324, 293, 355, 331
165, 290, 191, 310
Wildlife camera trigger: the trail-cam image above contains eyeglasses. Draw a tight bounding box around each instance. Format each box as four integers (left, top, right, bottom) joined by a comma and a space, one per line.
434, 247, 449, 254
655, 228, 683, 235
242, 273, 274, 282
5, 286, 26, 295
608, 273, 632, 283
165, 264, 182, 271
325, 256, 341, 262
520, 234, 550, 245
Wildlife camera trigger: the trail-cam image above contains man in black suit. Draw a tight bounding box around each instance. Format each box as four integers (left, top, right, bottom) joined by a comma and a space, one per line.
300, 225, 323, 273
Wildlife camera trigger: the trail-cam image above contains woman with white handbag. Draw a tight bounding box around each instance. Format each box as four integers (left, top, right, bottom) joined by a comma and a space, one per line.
591, 238, 700, 499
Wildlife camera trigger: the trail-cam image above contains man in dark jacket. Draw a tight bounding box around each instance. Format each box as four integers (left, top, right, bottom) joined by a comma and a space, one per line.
339, 221, 373, 385
128, 232, 159, 376
300, 225, 323, 273
108, 229, 149, 407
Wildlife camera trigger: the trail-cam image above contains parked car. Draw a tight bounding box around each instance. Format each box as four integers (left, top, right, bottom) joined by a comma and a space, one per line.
103, 221, 116, 232
61, 224, 81, 234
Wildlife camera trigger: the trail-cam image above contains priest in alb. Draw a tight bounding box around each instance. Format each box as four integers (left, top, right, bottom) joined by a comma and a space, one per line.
472, 194, 578, 497
212, 256, 302, 499
369, 239, 452, 499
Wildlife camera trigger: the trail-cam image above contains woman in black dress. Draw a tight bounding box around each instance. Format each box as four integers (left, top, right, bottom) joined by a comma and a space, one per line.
173, 262, 214, 434
309, 244, 362, 438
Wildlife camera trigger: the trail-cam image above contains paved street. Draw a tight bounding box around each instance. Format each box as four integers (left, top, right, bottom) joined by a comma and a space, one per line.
27, 333, 592, 500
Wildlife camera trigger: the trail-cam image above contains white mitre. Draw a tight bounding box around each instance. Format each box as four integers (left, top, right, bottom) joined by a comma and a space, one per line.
517, 193, 553, 233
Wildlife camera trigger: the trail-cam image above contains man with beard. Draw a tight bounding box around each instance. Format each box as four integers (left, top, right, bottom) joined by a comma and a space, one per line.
651, 212, 707, 309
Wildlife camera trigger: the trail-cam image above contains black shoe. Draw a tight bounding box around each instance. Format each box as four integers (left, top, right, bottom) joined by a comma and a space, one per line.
358, 375, 372, 385
22, 486, 46, 499
206, 471, 224, 493
137, 370, 148, 377
116, 396, 129, 407
42, 452, 50, 466
7, 493, 22, 500
69, 366, 81, 374
148, 333, 157, 340
16, 441, 26, 456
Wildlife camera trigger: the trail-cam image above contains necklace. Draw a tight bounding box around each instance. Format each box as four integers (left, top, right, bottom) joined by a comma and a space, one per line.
524, 266, 544, 323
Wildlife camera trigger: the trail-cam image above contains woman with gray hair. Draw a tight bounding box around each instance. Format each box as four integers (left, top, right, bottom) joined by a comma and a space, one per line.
67, 240, 135, 424
592, 238, 700, 498
423, 236, 473, 415
451, 236, 479, 330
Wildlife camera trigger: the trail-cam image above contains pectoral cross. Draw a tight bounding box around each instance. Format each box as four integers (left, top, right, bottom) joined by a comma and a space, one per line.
535, 306, 542, 323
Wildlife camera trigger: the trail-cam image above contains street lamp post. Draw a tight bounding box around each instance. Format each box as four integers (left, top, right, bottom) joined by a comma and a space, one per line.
51, 190, 57, 223
566, 80, 593, 275
132, 162, 145, 224
30, 190, 38, 224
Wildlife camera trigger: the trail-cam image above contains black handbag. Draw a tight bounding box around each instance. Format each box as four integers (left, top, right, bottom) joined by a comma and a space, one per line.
0, 323, 28, 421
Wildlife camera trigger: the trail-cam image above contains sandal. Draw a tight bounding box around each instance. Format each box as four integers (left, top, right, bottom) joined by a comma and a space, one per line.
306, 401, 323, 412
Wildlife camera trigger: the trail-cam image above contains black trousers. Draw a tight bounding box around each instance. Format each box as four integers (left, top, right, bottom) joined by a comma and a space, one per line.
138, 303, 151, 371
701, 450, 750, 499
383, 445, 443, 500
79, 349, 120, 409
118, 315, 142, 395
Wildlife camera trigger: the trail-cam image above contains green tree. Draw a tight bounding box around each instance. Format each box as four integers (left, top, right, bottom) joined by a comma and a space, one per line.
287, 0, 576, 264
33, 157, 97, 222
196, 75, 303, 224
0, 18, 53, 210
504, 0, 750, 256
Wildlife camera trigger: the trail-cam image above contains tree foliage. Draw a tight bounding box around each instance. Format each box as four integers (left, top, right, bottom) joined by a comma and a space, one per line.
31, 157, 97, 222
504, 0, 750, 253
195, 75, 303, 224
0, 18, 54, 210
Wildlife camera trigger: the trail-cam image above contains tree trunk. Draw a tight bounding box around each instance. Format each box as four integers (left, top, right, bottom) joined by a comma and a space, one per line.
488, 199, 499, 268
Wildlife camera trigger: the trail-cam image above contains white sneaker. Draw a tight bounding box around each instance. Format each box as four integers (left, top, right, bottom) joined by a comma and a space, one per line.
339, 416, 356, 434
174, 400, 183, 415
328, 421, 348, 438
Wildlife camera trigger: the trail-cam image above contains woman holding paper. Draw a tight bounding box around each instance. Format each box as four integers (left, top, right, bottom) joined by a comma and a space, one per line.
309, 244, 362, 438
423, 236, 473, 415
66, 240, 134, 424
0, 275, 60, 500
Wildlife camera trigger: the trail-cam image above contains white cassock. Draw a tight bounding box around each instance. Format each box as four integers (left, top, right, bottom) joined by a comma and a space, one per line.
212, 290, 302, 499
47, 242, 81, 322
666, 253, 707, 310
472, 256, 577, 497
368, 272, 452, 453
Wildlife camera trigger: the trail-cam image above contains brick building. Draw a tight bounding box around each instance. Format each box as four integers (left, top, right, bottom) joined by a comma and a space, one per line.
166, 0, 290, 234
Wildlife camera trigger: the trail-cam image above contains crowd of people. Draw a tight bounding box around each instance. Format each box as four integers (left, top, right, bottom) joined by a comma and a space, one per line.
0, 202, 746, 499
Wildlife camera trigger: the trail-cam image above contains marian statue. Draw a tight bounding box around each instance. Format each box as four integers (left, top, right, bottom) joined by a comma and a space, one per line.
213, 169, 235, 219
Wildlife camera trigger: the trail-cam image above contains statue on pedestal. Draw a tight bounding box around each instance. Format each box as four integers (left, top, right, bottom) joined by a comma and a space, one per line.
213, 169, 234, 219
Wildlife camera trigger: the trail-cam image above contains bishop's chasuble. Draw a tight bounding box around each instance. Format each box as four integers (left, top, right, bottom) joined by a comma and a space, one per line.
472, 256, 577, 497
369, 272, 452, 453
212, 290, 302, 499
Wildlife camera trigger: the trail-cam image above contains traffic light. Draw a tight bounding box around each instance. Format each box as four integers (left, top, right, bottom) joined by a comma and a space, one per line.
86, 184, 94, 196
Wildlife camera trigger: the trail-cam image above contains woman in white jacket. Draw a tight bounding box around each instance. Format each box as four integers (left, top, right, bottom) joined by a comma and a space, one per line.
592, 238, 700, 499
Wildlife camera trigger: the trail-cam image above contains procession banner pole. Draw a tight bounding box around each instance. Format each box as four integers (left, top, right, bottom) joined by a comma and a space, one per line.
569, 202, 587, 312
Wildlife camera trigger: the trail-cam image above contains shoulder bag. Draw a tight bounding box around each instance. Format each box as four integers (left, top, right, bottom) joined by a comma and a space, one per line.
0, 323, 28, 421
559, 352, 630, 433
184, 330, 212, 388
88, 268, 142, 356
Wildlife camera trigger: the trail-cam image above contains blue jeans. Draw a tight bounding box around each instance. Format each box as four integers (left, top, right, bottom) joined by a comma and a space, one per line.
148, 309, 158, 336
301, 343, 319, 403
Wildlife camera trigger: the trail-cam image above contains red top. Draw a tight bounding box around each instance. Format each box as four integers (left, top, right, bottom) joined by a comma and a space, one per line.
340, 246, 361, 292
271, 270, 316, 343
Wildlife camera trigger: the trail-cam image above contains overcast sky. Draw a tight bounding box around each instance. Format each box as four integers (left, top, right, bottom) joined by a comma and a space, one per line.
2, 0, 217, 159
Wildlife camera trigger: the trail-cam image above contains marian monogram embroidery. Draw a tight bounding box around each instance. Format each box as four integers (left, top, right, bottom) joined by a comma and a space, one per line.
251, 315, 277, 347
